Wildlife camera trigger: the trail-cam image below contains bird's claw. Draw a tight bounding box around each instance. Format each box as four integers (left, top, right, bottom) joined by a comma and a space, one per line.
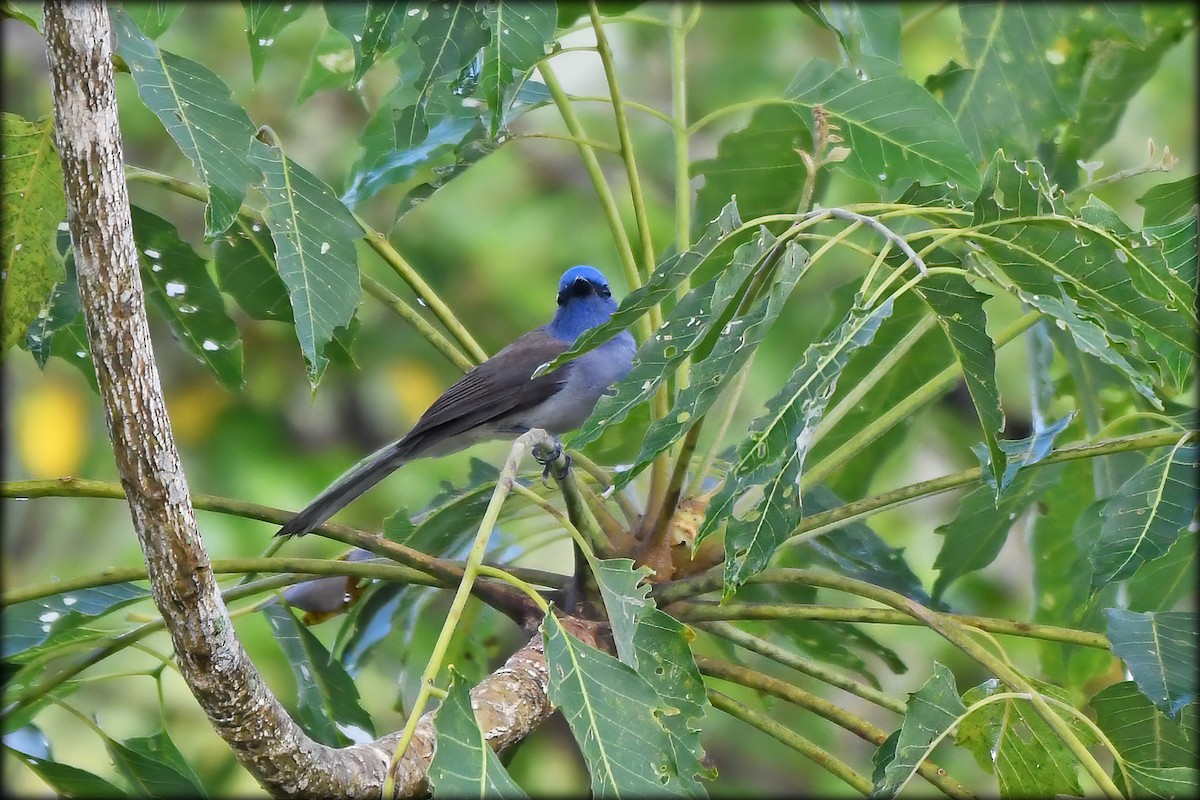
533, 441, 569, 484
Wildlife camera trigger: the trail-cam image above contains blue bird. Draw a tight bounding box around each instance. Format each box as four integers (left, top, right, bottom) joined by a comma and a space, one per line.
277, 265, 636, 538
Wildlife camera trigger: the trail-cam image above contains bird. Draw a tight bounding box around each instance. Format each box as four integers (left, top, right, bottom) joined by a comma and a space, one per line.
276, 265, 636, 538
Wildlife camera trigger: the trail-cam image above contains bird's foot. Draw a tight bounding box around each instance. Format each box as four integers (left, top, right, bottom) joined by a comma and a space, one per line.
532, 440, 570, 484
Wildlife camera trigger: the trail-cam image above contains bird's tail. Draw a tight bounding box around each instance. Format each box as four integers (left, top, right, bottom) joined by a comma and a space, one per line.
276, 439, 413, 538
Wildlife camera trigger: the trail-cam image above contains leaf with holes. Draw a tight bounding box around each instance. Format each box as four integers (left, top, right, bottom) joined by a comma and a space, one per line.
873, 662, 966, 797
543, 613, 695, 796
480, 1, 556, 136
248, 138, 361, 386
111, 8, 259, 239
2, 113, 64, 350
592, 558, 653, 668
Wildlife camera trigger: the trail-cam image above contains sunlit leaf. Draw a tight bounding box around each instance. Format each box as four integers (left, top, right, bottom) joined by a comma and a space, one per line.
129, 206, 244, 389
956, 678, 1091, 797
1106, 609, 1198, 718
428, 668, 528, 798
543, 613, 696, 796
262, 603, 376, 746
1090, 441, 1198, 592
111, 8, 260, 239
248, 138, 361, 386
243, 0, 308, 81
1, 113, 64, 350
873, 662, 965, 797
785, 59, 979, 195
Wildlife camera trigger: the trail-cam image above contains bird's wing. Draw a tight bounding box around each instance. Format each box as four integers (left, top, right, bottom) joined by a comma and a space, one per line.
400, 327, 571, 450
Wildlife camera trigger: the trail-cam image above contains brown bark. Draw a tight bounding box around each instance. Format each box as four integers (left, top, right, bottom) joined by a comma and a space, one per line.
41, 1, 563, 796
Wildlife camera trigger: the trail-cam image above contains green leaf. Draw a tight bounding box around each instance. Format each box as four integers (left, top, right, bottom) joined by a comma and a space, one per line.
428, 668, 528, 799
384, 458, 500, 558
955, 678, 1091, 797
1090, 441, 1198, 592
247, 138, 362, 386
103, 729, 207, 797
129, 206, 244, 389
621, 238, 810, 489
1137, 176, 1199, 227
24, 247, 97, 389
542, 613, 696, 797
1129, 530, 1197, 613
873, 662, 965, 797
631, 609, 714, 794
970, 412, 1073, 498
262, 603, 376, 746
1, 113, 65, 350
549, 199, 744, 376
699, 296, 895, 596
1124, 763, 1200, 799
353, 1, 420, 82
243, 0, 309, 81
213, 217, 292, 321
1, 583, 150, 660
822, 1, 901, 78
913, 271, 1004, 492
111, 7, 260, 240
933, 464, 1062, 604
1106, 609, 1198, 718
785, 59, 979, 195
323, 3, 367, 78
6, 725, 127, 797
480, 2, 556, 136
122, 1, 184, 39
1091, 680, 1193, 770
692, 103, 812, 227
0, 2, 42, 30
295, 22, 358, 104
409, 2, 488, 102
592, 558, 653, 668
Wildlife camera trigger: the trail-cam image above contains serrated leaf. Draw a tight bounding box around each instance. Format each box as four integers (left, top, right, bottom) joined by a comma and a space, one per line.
1090, 441, 1198, 592
1, 583, 150, 660
1091, 680, 1194, 772
631, 609, 714, 794
592, 558, 653, 668
6, 725, 127, 797
932, 464, 1062, 603
111, 8, 259, 239
543, 613, 695, 797
1137, 176, 1199, 227
692, 104, 811, 226
621, 239, 810, 489
129, 206, 244, 389
699, 297, 895, 595
247, 138, 361, 386
1129, 530, 1197, 613
243, 0, 308, 81
480, 2, 556, 137
548, 200, 744, 375
873, 662, 965, 797
123, 1, 184, 39
104, 729, 206, 798
262, 603, 376, 746
785, 59, 979, 195
2, 113, 65, 350
913, 270, 1005, 493
428, 667, 528, 799
955, 678, 1090, 797
1106, 609, 1198, 718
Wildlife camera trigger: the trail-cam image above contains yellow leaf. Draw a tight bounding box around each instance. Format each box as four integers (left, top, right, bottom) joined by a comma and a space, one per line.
15, 377, 87, 477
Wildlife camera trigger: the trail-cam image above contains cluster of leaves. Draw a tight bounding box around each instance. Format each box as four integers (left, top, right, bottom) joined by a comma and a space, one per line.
2, 2, 1197, 798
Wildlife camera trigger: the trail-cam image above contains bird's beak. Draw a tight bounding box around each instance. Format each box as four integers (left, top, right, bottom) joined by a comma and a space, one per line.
558, 277, 598, 305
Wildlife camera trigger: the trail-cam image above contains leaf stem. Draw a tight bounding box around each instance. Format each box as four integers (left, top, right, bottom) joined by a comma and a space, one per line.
361, 274, 474, 372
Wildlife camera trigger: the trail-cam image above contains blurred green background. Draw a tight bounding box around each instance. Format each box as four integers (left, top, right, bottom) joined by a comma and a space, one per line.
2, 3, 1195, 795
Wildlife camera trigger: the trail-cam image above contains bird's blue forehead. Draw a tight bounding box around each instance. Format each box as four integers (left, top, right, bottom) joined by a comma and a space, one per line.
558, 265, 609, 293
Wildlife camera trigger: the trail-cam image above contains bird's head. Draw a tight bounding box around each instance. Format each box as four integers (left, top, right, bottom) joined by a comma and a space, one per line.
556, 265, 613, 306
